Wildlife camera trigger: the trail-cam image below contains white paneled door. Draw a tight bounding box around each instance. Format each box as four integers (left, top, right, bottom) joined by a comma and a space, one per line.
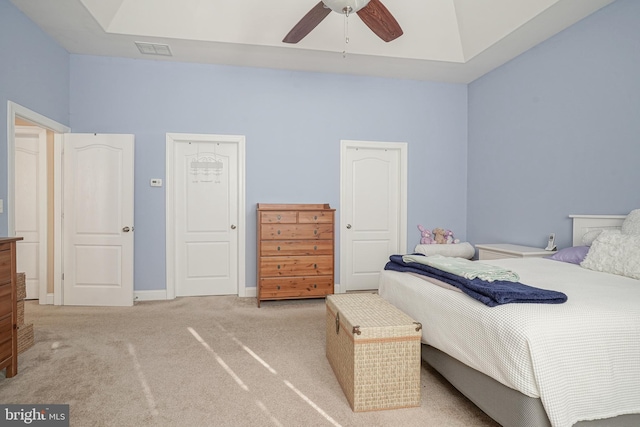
62, 134, 135, 306
341, 141, 407, 292
14, 126, 47, 300
170, 135, 242, 297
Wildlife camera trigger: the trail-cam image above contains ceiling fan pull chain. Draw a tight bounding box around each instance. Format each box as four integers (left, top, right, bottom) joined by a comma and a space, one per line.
343, 9, 350, 58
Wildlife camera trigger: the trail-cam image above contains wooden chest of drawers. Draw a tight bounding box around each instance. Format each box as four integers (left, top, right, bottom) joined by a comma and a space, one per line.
1, 237, 22, 378
257, 204, 335, 307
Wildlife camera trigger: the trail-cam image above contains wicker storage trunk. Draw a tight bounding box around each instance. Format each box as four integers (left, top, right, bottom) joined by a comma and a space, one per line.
325, 293, 422, 412
16, 273, 26, 301
17, 323, 34, 354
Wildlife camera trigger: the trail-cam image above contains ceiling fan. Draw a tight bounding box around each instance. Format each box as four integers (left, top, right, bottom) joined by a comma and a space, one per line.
283, 0, 403, 44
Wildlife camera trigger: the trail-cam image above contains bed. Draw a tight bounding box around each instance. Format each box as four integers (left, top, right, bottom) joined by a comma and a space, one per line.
378, 214, 640, 427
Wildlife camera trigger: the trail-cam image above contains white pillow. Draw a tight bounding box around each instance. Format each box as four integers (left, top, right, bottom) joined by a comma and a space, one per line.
581, 229, 621, 246
621, 209, 640, 235
414, 242, 475, 259
581, 230, 640, 280
582, 229, 603, 246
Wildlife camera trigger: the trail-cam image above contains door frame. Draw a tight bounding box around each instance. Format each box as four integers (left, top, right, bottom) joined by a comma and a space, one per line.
165, 133, 246, 299
7, 101, 70, 305
339, 140, 408, 293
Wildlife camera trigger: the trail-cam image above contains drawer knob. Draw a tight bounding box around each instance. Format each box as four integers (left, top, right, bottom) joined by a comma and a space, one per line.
277, 285, 280, 290
313, 284, 317, 288
314, 263, 317, 269
314, 245, 317, 250
277, 215, 281, 220
277, 230, 281, 235
314, 229, 318, 235
277, 265, 281, 269
314, 215, 318, 220
277, 246, 281, 251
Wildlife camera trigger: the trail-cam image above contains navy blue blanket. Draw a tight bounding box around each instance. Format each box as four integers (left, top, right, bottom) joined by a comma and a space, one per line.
384, 254, 567, 307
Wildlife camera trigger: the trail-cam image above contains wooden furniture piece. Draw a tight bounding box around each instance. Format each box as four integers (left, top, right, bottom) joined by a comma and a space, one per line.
325, 293, 421, 411
476, 243, 551, 260
256, 203, 335, 307
0, 237, 23, 378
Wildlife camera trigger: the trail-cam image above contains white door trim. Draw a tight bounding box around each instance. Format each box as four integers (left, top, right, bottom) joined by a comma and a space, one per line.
7, 101, 70, 305
165, 133, 246, 299
339, 140, 408, 293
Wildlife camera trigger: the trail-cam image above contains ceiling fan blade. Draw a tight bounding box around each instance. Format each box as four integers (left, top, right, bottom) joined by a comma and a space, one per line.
283, 2, 332, 44
357, 0, 403, 42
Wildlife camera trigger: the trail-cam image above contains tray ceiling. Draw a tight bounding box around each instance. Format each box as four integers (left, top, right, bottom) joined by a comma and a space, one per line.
10, 0, 615, 83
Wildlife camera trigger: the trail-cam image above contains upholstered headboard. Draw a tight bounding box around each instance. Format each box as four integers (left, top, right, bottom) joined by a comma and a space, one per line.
569, 215, 627, 246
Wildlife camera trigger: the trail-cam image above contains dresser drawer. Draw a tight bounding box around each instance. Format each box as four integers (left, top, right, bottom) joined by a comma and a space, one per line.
298, 211, 333, 224
478, 250, 519, 260
0, 249, 11, 285
0, 314, 12, 363
476, 244, 550, 260
0, 283, 12, 316
259, 276, 333, 298
260, 255, 333, 276
260, 240, 333, 256
260, 211, 297, 224
261, 224, 333, 240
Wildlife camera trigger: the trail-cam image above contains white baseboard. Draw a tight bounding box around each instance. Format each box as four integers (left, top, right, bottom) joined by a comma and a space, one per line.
134, 289, 168, 302
46, 288, 263, 303
134, 289, 256, 301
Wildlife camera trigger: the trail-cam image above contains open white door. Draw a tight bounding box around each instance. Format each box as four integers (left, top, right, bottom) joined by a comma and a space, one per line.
340, 140, 407, 292
14, 126, 47, 300
62, 133, 134, 306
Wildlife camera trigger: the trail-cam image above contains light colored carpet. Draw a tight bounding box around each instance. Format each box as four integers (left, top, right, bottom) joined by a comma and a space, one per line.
1, 296, 499, 427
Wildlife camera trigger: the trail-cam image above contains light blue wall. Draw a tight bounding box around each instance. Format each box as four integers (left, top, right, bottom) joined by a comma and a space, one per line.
0, 0, 70, 236
4, 0, 639, 294
69, 56, 468, 291
467, 0, 640, 250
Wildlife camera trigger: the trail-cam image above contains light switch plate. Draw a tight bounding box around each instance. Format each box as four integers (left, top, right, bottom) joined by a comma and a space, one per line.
0, 199, 3, 213
150, 179, 162, 187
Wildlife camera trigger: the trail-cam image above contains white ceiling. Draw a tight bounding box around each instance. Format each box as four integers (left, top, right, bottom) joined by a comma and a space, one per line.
11, 0, 614, 83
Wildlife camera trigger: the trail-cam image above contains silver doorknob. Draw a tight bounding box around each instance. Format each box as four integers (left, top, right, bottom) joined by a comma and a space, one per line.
346, 224, 352, 229
122, 226, 131, 232
230, 224, 237, 229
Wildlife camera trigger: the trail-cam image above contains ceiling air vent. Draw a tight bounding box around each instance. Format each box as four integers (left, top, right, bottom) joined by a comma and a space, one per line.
135, 42, 172, 56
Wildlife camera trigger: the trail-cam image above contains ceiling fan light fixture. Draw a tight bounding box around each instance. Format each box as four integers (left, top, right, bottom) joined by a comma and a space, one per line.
322, 0, 370, 14
283, 0, 402, 44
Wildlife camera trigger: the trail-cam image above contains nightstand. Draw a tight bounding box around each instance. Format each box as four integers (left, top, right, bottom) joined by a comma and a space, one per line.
475, 244, 552, 260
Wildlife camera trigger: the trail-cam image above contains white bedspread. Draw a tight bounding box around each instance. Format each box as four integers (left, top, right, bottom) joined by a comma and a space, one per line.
378, 257, 640, 427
